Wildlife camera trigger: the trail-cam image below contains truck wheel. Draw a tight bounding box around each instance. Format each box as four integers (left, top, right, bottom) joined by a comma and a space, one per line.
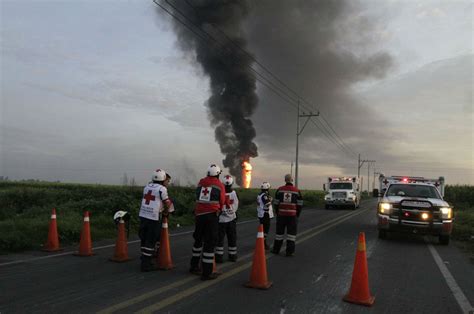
378, 230, 387, 239
439, 235, 450, 245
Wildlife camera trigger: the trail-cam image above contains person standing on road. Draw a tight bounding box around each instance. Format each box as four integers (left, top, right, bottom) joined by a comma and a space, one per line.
256, 182, 274, 251
190, 164, 226, 280
138, 169, 174, 272
272, 174, 303, 257
215, 175, 239, 263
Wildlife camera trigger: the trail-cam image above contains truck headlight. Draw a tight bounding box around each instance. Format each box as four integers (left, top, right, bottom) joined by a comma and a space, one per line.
324, 195, 331, 200
440, 207, 452, 219
421, 213, 429, 220
379, 203, 392, 214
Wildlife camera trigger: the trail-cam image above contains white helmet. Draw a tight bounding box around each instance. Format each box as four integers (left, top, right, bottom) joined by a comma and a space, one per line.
207, 164, 222, 176
261, 182, 271, 190
113, 210, 129, 221
223, 175, 234, 186
152, 169, 167, 182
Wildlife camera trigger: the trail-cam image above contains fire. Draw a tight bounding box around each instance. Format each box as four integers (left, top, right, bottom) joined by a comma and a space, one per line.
242, 161, 252, 189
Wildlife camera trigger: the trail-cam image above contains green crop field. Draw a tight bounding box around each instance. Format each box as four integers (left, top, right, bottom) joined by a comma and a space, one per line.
0, 181, 324, 253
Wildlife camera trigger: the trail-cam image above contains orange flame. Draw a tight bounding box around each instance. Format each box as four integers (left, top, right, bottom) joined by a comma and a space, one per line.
242, 161, 252, 189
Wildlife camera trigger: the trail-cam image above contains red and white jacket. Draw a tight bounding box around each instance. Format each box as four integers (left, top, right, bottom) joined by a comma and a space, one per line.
274, 183, 303, 217
195, 176, 226, 216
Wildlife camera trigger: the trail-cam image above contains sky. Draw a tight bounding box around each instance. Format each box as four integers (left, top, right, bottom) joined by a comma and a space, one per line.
0, 0, 473, 189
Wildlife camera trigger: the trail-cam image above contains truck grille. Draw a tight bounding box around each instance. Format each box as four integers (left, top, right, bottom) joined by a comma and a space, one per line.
332, 192, 347, 199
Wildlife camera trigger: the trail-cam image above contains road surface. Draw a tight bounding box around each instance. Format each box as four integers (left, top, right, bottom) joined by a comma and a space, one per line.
1, 199, 473, 313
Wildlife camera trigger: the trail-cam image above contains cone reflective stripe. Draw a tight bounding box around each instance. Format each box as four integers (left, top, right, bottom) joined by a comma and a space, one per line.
74, 211, 94, 257
110, 219, 131, 262
245, 224, 272, 289
343, 232, 375, 306
42, 208, 62, 252
157, 216, 173, 270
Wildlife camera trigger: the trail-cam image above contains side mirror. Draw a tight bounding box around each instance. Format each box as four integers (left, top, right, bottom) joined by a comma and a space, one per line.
372, 189, 379, 197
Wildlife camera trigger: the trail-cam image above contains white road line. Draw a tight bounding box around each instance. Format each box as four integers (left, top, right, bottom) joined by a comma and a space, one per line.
427, 244, 473, 314
0, 218, 256, 267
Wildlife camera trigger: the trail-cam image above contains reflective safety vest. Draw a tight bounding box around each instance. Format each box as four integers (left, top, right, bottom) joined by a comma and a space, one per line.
257, 191, 274, 219
220, 190, 239, 223
195, 176, 226, 216
139, 183, 173, 221
274, 184, 303, 217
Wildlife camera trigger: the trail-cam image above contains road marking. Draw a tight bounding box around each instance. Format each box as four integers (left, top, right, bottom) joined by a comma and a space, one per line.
124, 208, 369, 314
427, 244, 473, 314
0, 219, 257, 267
97, 209, 368, 314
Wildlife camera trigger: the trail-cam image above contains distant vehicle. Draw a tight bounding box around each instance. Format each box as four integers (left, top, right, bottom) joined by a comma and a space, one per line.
376, 175, 453, 244
323, 177, 360, 210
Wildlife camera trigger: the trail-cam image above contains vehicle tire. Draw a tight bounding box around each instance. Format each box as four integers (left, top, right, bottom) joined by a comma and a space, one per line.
439, 235, 450, 245
378, 229, 387, 239
325, 204, 330, 210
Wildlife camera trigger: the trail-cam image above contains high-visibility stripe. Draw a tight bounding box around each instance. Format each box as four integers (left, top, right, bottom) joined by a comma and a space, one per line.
51, 215, 57, 219
228, 247, 237, 251
203, 252, 214, 258
141, 247, 154, 252
257, 232, 264, 238
275, 234, 284, 240
202, 258, 214, 264
197, 200, 220, 204
228, 251, 237, 255
162, 223, 168, 228
287, 235, 296, 241
192, 253, 201, 257
192, 247, 203, 252
84, 217, 90, 222
142, 252, 152, 257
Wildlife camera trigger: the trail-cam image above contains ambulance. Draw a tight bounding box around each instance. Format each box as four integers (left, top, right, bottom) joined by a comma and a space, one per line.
323, 177, 361, 209
376, 175, 453, 244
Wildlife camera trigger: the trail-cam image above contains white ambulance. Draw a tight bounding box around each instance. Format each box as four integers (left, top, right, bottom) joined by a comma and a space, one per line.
323, 177, 361, 210
376, 175, 453, 244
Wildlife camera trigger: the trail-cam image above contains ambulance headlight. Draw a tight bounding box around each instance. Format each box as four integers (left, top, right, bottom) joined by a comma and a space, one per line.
379, 203, 392, 214
324, 195, 331, 200
440, 207, 452, 219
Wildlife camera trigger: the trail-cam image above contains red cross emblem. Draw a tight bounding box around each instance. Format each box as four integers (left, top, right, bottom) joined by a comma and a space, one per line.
143, 190, 156, 205
202, 188, 209, 196
383, 179, 389, 185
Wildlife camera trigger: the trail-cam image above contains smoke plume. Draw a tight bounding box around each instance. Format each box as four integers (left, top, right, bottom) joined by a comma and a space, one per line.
160, 0, 392, 184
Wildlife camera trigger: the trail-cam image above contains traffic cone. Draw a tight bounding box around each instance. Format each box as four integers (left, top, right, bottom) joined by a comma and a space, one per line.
110, 219, 131, 262
245, 224, 272, 289
212, 256, 221, 276
42, 208, 62, 252
343, 232, 375, 306
157, 216, 173, 270
74, 211, 94, 257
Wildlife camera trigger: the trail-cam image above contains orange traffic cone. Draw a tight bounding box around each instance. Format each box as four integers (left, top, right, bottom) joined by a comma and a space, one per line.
343, 232, 375, 306
42, 208, 62, 252
110, 219, 131, 262
157, 216, 173, 270
245, 224, 272, 289
74, 211, 94, 257
212, 256, 221, 276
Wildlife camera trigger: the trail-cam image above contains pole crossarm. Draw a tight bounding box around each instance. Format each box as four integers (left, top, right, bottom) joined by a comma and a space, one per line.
298, 112, 319, 135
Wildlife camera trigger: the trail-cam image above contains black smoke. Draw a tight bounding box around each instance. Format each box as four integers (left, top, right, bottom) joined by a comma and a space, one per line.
159, 0, 258, 186
159, 0, 393, 185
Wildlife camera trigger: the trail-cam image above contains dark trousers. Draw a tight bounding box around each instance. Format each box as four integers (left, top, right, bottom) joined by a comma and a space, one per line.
272, 215, 297, 254
139, 217, 161, 264
216, 220, 237, 258
190, 212, 219, 276
258, 213, 271, 239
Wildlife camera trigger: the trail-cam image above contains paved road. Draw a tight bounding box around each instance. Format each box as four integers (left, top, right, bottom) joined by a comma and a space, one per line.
1, 199, 473, 313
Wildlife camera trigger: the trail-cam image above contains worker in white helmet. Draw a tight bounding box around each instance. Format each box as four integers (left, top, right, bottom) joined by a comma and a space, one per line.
189, 164, 226, 280
257, 182, 274, 250
215, 175, 239, 263
138, 169, 174, 272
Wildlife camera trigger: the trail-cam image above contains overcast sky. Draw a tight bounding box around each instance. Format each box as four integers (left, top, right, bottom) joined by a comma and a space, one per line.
1, 0, 473, 188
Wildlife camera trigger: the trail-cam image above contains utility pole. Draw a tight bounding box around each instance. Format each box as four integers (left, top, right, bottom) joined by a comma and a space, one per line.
358, 156, 375, 192
295, 100, 319, 187
290, 161, 293, 178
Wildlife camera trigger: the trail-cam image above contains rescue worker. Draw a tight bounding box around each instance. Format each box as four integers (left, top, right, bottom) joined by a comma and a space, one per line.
256, 182, 274, 250
215, 175, 239, 263
190, 164, 226, 280
272, 174, 303, 257
138, 169, 174, 272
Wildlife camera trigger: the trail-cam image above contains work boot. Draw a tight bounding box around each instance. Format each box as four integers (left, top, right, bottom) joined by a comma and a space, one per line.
141, 258, 159, 272
215, 254, 223, 264
228, 254, 237, 262
285, 252, 294, 257
201, 273, 219, 281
